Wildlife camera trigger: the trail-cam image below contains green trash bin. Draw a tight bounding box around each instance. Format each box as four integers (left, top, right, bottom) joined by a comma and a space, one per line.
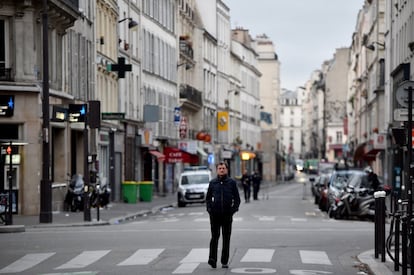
139, 181, 153, 202
122, 181, 138, 203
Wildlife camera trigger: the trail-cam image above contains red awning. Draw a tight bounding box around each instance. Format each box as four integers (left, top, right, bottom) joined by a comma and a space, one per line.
164, 147, 199, 164
149, 150, 166, 162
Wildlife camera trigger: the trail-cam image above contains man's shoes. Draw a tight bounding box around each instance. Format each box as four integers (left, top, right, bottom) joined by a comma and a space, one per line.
208, 259, 216, 268
222, 264, 229, 268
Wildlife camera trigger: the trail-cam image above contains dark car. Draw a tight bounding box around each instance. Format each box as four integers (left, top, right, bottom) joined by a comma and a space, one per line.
325, 169, 364, 213
311, 173, 330, 211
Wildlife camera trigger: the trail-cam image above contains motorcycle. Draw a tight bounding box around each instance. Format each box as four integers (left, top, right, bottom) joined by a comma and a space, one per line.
330, 185, 376, 220
89, 174, 111, 208
64, 174, 84, 212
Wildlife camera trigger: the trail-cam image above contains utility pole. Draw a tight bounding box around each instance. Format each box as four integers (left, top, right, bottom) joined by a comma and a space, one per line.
39, 0, 52, 223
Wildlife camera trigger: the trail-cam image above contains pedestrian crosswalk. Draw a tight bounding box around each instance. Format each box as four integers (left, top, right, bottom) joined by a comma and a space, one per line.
141, 211, 327, 224
0, 248, 335, 274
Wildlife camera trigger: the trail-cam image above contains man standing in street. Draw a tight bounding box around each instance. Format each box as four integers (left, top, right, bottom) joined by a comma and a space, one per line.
206, 161, 241, 269
251, 170, 262, 200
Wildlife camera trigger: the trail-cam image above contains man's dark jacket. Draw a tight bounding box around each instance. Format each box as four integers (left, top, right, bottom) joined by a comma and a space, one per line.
206, 175, 241, 216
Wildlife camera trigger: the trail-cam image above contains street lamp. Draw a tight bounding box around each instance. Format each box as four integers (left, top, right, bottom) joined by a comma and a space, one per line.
118, 17, 139, 30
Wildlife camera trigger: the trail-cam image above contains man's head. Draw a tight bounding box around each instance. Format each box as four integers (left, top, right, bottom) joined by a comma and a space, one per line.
216, 161, 228, 177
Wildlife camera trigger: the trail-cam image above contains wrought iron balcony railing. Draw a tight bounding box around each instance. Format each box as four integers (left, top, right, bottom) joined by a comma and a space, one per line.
179, 85, 202, 110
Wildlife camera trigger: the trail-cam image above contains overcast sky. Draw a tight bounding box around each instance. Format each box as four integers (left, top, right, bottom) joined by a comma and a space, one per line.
224, 0, 363, 91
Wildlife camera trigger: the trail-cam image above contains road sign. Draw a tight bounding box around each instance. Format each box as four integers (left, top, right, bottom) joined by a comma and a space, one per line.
396, 81, 414, 108
394, 109, 414, 121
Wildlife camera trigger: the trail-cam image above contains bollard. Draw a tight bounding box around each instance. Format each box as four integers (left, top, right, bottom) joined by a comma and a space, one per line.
374, 191, 386, 261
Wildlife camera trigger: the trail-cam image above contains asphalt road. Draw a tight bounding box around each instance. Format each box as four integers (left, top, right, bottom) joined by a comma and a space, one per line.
0, 173, 376, 275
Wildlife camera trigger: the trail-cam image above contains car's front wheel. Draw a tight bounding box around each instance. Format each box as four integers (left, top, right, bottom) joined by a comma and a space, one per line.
177, 194, 186, 207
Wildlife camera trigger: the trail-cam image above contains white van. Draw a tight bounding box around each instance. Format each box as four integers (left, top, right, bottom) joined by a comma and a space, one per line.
177, 166, 212, 207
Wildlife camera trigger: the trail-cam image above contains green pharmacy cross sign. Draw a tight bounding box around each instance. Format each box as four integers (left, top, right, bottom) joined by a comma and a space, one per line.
108, 57, 132, 78
0, 95, 14, 117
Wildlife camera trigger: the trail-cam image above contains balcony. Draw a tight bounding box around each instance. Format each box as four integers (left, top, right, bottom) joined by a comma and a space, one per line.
179, 36, 194, 59
179, 84, 202, 111
0, 68, 13, 82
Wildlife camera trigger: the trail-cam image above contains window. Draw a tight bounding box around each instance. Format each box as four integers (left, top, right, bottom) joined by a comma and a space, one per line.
0, 18, 12, 80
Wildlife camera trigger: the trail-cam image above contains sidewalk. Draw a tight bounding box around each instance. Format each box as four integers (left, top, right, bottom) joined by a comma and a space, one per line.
1, 192, 177, 231
0, 184, 402, 275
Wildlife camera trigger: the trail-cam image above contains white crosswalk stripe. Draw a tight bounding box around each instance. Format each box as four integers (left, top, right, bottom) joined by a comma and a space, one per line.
0, 252, 55, 273
240, 248, 274, 262
173, 248, 209, 274
117, 248, 164, 266
55, 250, 110, 269
299, 250, 332, 265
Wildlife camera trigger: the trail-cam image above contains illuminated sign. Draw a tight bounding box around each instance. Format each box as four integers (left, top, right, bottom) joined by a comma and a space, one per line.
0, 95, 14, 117
68, 104, 87, 122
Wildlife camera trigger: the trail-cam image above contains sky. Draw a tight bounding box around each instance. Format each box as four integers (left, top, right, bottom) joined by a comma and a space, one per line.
224, 0, 363, 91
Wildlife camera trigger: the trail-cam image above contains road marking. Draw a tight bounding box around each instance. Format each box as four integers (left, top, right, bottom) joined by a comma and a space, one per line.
55, 250, 110, 269
0, 252, 55, 273
291, 218, 307, 222
240, 249, 274, 262
194, 218, 209, 222
117, 248, 164, 266
258, 216, 276, 221
299, 250, 332, 265
172, 248, 209, 274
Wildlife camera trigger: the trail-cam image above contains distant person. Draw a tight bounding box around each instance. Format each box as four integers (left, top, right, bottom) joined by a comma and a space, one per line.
251, 170, 262, 200
241, 169, 251, 203
206, 162, 241, 269
365, 166, 380, 191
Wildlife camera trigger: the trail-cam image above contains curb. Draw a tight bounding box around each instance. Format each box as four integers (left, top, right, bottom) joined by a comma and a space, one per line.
358, 249, 394, 275
0, 225, 25, 233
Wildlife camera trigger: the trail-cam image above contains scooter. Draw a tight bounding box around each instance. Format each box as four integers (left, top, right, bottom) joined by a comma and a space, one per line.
90, 174, 111, 208
333, 185, 375, 220
64, 174, 84, 212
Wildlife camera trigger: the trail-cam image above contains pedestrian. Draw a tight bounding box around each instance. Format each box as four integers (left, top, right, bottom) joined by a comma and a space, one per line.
251, 170, 262, 200
206, 161, 241, 269
241, 169, 251, 203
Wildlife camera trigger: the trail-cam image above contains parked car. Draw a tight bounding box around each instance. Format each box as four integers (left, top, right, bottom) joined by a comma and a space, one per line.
311, 173, 330, 209
304, 159, 319, 174
177, 166, 212, 207
325, 169, 364, 213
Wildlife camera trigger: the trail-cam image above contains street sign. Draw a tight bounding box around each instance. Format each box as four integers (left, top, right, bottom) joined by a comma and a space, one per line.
101, 112, 125, 120
394, 109, 414, 121
396, 81, 414, 108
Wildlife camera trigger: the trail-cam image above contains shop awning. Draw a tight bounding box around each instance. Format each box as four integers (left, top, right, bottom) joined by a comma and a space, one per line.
164, 147, 199, 164
353, 142, 380, 162
149, 150, 166, 162
353, 142, 367, 162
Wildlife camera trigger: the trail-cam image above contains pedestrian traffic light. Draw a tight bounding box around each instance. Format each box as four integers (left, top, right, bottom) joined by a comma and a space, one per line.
6, 146, 11, 155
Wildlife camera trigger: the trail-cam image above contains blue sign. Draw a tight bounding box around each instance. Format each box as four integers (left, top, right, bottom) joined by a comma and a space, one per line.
208, 153, 214, 164
174, 107, 181, 126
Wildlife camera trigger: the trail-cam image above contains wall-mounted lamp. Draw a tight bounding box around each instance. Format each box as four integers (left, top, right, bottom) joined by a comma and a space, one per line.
96, 36, 104, 45
228, 90, 239, 95
177, 62, 193, 70
255, 104, 264, 109
118, 17, 139, 29
408, 41, 414, 52
365, 41, 385, 51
